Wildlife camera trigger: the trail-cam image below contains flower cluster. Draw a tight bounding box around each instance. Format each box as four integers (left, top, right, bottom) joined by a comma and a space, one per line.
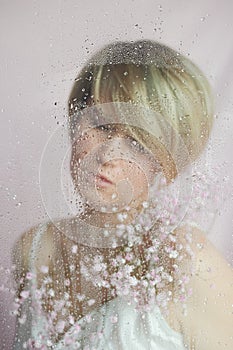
11, 268, 91, 349
7, 163, 226, 348
80, 223, 195, 315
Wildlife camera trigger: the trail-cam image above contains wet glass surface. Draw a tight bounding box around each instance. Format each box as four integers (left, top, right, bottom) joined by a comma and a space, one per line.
1, 2, 233, 349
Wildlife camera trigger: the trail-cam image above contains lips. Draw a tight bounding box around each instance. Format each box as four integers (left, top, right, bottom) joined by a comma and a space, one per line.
95, 174, 113, 185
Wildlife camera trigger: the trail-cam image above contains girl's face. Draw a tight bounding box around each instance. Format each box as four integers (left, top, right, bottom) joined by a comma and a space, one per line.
70, 118, 162, 222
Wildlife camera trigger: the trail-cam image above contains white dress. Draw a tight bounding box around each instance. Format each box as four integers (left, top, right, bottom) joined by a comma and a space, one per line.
13, 222, 187, 350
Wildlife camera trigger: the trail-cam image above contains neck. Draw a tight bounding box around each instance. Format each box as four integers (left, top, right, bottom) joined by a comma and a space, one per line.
79, 199, 146, 228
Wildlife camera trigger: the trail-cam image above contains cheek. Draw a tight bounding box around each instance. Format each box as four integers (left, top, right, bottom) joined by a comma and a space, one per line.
71, 135, 102, 167
120, 161, 149, 194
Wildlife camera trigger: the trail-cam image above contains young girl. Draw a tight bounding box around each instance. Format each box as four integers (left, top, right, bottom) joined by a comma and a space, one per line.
12, 40, 233, 349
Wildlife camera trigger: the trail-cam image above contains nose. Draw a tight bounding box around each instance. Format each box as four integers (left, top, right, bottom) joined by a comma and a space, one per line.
96, 151, 119, 169
95, 137, 125, 167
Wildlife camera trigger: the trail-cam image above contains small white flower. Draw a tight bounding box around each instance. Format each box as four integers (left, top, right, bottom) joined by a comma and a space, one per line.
69, 264, 75, 272
169, 250, 179, 259
64, 292, 70, 300
117, 213, 125, 222
64, 279, 70, 286
34, 340, 42, 349
87, 299, 96, 306
43, 276, 52, 284
85, 314, 92, 323
69, 315, 75, 325
48, 288, 55, 297
47, 339, 53, 347
25, 272, 34, 280
72, 245, 78, 254
103, 230, 109, 237
20, 290, 29, 299
18, 314, 27, 324
135, 223, 142, 232
40, 265, 49, 274
77, 293, 85, 301
93, 263, 103, 272
110, 315, 118, 323
56, 320, 66, 333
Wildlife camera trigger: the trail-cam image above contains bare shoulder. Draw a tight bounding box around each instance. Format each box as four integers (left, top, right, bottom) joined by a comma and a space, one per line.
173, 223, 233, 349
12, 223, 39, 278
12, 220, 61, 282
174, 222, 232, 276
173, 222, 233, 305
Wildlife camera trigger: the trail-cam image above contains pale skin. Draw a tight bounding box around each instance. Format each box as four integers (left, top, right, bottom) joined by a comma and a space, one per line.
13, 122, 233, 348
70, 121, 163, 224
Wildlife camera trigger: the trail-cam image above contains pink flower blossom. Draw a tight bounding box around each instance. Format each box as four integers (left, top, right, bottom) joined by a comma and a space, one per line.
40, 265, 49, 274
20, 290, 30, 299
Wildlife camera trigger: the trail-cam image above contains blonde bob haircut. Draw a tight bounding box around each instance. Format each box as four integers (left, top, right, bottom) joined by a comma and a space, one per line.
68, 40, 214, 179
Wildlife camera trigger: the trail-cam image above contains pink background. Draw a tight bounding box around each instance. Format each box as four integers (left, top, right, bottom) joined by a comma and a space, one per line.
1, 0, 233, 348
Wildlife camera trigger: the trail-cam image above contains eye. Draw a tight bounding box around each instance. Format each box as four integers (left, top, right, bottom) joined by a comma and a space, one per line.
95, 124, 117, 133
96, 125, 110, 131
129, 137, 145, 152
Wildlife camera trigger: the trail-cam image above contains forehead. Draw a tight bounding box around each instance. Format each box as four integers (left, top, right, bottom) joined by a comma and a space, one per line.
70, 104, 156, 150
73, 103, 136, 127
76, 114, 136, 136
